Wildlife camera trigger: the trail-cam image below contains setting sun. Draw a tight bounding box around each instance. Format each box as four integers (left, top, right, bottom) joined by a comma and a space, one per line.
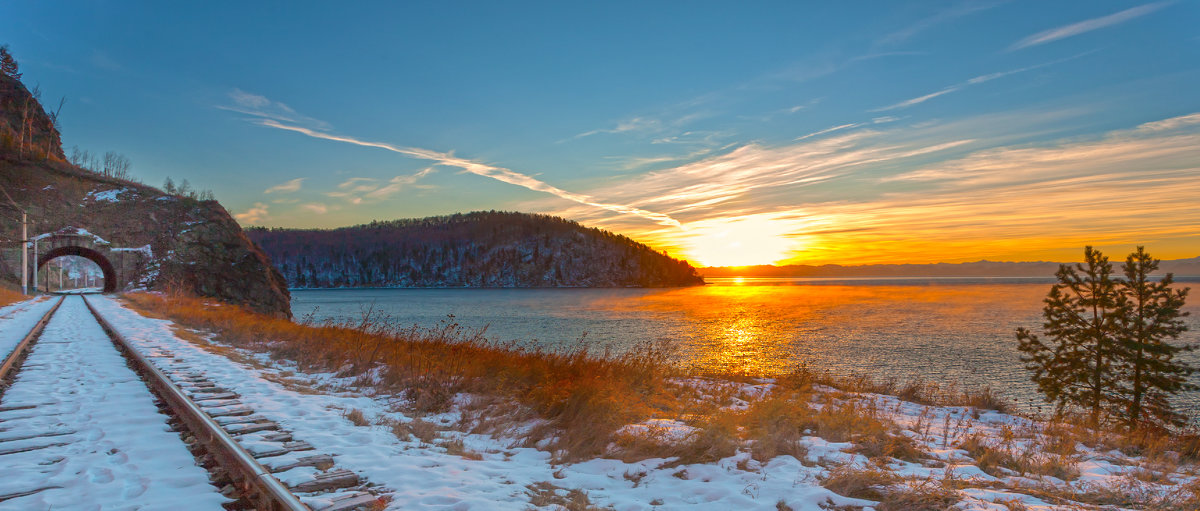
684, 216, 796, 267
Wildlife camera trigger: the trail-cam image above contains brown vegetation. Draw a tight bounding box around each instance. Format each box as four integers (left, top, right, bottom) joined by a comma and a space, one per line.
122, 291, 1200, 509
0, 286, 26, 308
124, 292, 675, 460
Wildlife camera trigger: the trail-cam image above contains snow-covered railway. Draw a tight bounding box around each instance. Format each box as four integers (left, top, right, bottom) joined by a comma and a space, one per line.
0, 296, 378, 511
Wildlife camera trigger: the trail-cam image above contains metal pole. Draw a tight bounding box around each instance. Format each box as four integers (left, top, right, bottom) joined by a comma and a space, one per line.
20, 210, 27, 295
32, 237, 38, 293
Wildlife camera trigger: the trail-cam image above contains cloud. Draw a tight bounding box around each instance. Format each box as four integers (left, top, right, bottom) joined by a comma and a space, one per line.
219, 90, 683, 226
571, 117, 663, 140
256, 119, 683, 227
875, 1, 1000, 47
872, 87, 961, 112
234, 203, 269, 224
264, 177, 305, 194
525, 110, 1200, 265
1135, 112, 1200, 132
218, 89, 330, 130
872, 52, 1095, 112
328, 168, 439, 204
1009, 2, 1168, 50
300, 203, 328, 214
795, 117, 899, 141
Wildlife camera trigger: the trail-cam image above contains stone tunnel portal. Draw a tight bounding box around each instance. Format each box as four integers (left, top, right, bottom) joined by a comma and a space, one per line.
37, 245, 118, 293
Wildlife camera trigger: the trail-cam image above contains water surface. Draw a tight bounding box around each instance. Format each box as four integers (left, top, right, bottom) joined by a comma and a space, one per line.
291, 277, 1200, 417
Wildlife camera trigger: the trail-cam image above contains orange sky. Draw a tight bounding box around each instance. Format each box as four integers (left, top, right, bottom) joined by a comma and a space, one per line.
533, 113, 1200, 267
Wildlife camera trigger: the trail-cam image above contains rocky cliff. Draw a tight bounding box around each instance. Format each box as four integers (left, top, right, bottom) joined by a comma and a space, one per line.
0, 73, 291, 316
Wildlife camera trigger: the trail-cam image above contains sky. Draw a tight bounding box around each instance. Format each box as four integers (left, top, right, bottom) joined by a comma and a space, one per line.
4, 1, 1199, 267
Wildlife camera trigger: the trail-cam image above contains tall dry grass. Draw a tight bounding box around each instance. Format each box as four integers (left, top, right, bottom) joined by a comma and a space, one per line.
124, 292, 676, 460
0, 286, 28, 308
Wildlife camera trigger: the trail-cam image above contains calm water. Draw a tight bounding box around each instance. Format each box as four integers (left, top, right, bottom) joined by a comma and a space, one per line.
290, 277, 1200, 417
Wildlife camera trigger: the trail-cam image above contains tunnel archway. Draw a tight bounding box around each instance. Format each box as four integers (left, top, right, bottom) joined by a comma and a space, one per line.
37, 245, 118, 293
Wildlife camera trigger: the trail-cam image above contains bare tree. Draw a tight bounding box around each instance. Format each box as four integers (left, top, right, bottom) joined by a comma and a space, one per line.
44, 96, 65, 160
16, 84, 39, 159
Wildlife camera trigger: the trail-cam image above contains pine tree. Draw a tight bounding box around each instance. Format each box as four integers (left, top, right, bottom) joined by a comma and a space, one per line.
0, 44, 20, 80
1017, 246, 1123, 425
1116, 246, 1195, 429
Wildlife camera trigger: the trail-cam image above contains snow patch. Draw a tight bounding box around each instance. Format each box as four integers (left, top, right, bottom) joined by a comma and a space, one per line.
85, 187, 129, 202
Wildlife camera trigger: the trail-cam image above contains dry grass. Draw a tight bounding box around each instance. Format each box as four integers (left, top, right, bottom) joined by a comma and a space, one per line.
779, 365, 1011, 413
119, 287, 1200, 508
124, 292, 678, 461
439, 438, 484, 460
823, 466, 961, 510
821, 464, 899, 500
957, 433, 1079, 481
874, 476, 960, 511
343, 408, 369, 427
0, 286, 28, 308
525, 481, 604, 511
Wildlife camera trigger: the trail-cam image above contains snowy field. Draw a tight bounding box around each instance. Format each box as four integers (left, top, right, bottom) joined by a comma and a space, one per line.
0, 296, 225, 510
0, 294, 1192, 509
0, 296, 55, 360
84, 295, 1200, 510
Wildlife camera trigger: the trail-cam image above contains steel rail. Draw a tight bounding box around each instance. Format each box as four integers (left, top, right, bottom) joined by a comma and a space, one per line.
81, 295, 310, 511
0, 296, 65, 384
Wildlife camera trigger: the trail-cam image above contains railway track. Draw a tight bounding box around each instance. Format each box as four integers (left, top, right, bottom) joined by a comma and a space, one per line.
0, 295, 382, 511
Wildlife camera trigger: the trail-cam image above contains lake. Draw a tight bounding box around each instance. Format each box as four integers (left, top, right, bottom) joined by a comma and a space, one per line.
290, 277, 1200, 418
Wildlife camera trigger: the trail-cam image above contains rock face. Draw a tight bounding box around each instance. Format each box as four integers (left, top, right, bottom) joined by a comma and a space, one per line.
0, 73, 290, 316
0, 74, 65, 161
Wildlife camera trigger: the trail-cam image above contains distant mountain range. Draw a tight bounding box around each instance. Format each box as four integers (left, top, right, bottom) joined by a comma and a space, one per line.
700, 257, 1200, 279
246, 211, 704, 289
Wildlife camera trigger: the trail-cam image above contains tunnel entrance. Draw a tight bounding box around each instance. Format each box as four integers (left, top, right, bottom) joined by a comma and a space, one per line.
37, 246, 117, 293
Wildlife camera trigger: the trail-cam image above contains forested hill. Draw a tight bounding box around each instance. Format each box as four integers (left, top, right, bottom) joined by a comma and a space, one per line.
245, 212, 705, 289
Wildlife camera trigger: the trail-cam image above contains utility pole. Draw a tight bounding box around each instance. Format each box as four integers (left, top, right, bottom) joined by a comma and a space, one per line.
31, 235, 37, 293
20, 210, 27, 295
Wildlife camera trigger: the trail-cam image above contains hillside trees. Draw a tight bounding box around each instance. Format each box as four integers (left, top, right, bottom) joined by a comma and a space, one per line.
247, 211, 704, 289
0, 45, 19, 80
1017, 246, 1195, 430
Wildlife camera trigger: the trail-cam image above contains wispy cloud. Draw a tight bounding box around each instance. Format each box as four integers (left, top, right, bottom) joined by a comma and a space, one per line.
570, 117, 663, 140
1135, 112, 1200, 132
795, 117, 899, 141
259, 119, 683, 227
527, 110, 1200, 265
264, 177, 305, 194
327, 168, 438, 204
1009, 2, 1168, 50
219, 89, 330, 130
874, 1, 1001, 48
873, 87, 961, 112
300, 203, 328, 214
221, 89, 683, 227
234, 202, 269, 225
871, 52, 1095, 112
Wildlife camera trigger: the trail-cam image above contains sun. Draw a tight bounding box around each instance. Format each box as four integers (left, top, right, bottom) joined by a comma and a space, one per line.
684, 217, 796, 267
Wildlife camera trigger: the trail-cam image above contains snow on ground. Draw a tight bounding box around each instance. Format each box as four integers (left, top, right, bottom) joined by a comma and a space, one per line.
0, 296, 226, 510
90, 295, 869, 510
0, 296, 55, 360
79, 295, 1200, 510
84, 188, 130, 203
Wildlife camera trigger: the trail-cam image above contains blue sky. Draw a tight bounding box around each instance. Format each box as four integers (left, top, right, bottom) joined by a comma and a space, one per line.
5, 1, 1199, 265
